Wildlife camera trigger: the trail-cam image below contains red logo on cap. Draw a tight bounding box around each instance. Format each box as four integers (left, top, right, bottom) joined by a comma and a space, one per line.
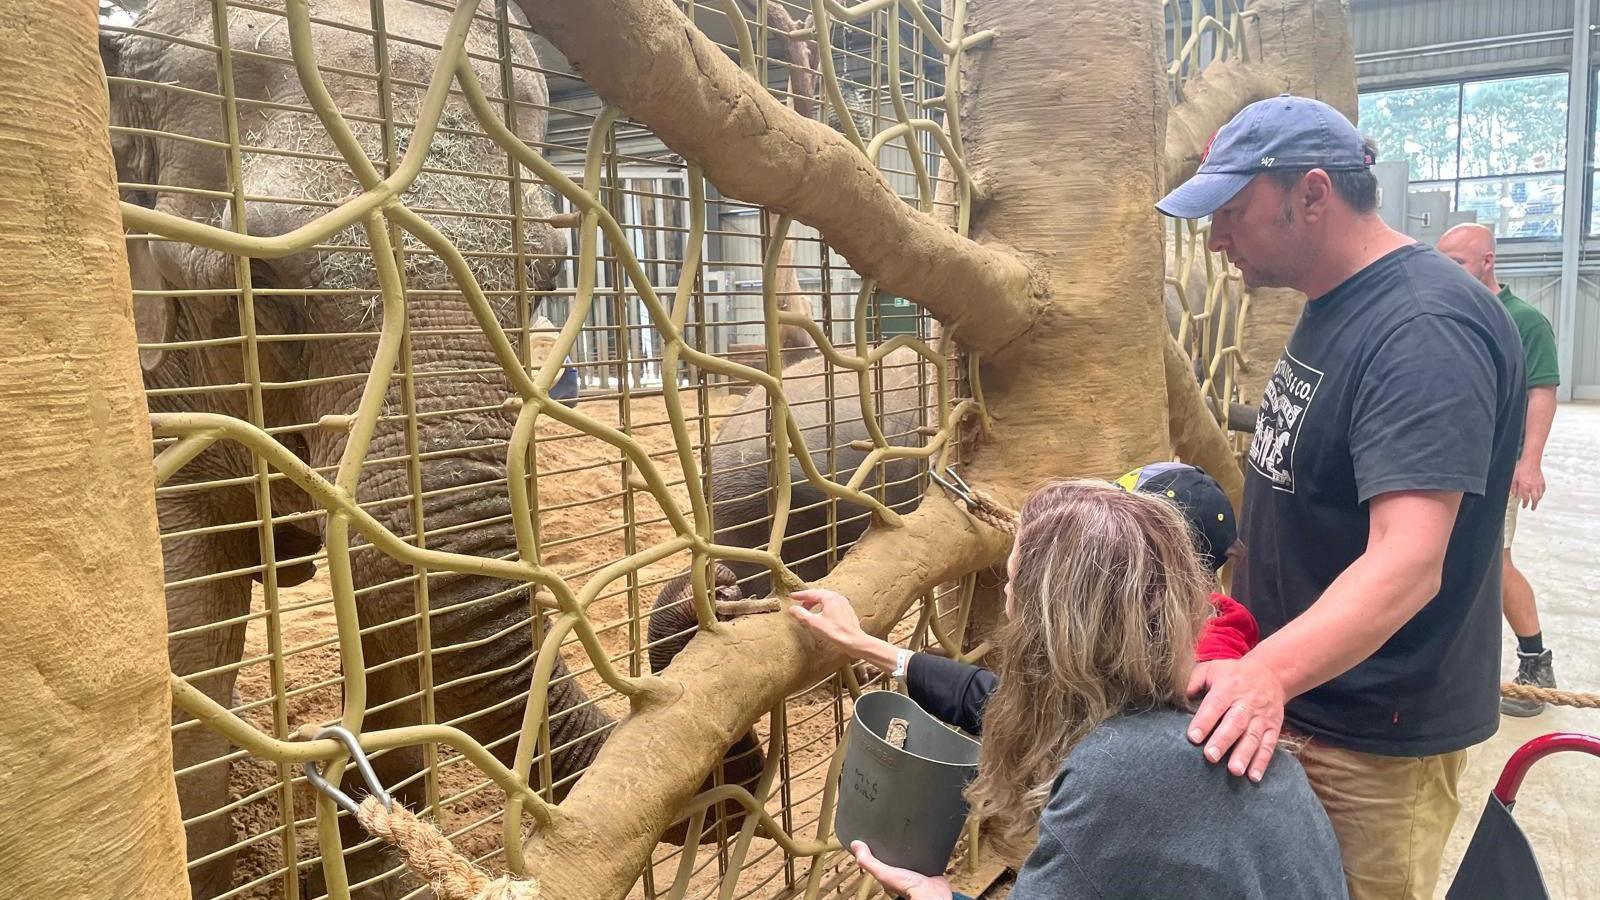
1201, 129, 1220, 164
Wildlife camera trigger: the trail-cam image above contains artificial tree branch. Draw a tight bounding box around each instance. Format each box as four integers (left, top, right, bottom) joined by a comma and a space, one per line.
1163, 335, 1244, 510
521, 494, 1011, 899
1164, 61, 1282, 190
735, 0, 819, 119
514, 0, 1043, 358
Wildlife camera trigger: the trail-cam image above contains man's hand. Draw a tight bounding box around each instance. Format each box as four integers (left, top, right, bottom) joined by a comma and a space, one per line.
1512, 457, 1545, 510
850, 841, 953, 900
1186, 656, 1285, 783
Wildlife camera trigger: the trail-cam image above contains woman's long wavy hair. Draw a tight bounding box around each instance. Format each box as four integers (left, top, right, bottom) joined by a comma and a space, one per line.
965, 479, 1213, 859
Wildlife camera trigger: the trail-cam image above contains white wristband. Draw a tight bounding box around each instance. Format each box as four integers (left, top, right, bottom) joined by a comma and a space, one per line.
891, 648, 912, 680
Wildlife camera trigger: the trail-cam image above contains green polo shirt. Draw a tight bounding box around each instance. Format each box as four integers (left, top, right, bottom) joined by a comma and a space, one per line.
1498, 284, 1560, 388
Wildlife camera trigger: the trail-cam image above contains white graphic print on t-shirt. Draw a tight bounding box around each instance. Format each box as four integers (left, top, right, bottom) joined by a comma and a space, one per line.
1249, 352, 1324, 493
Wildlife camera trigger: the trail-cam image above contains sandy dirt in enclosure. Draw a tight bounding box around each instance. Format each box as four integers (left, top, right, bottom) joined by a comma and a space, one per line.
220, 389, 895, 899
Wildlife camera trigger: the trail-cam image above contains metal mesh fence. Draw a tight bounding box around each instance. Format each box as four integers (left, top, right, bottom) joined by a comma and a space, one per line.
100, 1, 1252, 897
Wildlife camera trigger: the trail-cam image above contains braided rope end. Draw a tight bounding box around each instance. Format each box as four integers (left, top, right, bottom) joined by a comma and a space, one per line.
355, 797, 541, 900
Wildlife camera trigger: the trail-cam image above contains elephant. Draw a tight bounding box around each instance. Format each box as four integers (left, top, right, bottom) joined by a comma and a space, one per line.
648, 346, 932, 680
102, 1, 745, 896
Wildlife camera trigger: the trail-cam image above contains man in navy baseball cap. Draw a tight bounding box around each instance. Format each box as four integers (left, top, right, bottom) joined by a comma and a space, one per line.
1158, 94, 1380, 291
1161, 95, 1528, 900
1158, 94, 1374, 220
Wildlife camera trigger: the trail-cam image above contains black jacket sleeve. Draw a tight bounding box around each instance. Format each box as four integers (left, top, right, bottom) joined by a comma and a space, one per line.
904, 652, 997, 735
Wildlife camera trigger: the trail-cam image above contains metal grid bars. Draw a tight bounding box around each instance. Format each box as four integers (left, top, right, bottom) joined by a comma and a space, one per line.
104, 0, 986, 897
1163, 0, 1253, 100
1167, 217, 1250, 440
1162, 0, 1255, 442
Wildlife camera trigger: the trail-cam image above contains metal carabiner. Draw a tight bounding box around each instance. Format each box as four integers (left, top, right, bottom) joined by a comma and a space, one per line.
929, 464, 975, 504
303, 725, 394, 817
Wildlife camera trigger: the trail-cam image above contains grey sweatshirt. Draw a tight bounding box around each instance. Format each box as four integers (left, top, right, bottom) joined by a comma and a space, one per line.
1007, 708, 1348, 900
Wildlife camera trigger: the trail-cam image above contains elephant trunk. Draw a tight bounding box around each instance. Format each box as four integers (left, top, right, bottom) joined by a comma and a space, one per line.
648, 564, 765, 842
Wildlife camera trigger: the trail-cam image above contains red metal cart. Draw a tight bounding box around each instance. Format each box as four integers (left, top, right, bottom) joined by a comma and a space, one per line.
1445, 733, 1600, 899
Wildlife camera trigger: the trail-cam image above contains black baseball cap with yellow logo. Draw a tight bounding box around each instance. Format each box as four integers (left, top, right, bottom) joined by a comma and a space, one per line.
1115, 462, 1237, 573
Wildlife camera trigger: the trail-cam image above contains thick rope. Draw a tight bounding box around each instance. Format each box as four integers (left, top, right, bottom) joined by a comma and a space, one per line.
355, 797, 541, 900
959, 488, 1018, 536
1500, 683, 1600, 709
949, 486, 1600, 712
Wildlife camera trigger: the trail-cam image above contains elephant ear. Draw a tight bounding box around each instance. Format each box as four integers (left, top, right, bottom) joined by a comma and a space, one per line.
126, 238, 176, 373
100, 26, 159, 206
98, 29, 121, 84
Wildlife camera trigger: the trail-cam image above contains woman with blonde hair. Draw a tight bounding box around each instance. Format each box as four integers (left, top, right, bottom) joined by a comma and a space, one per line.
790, 480, 1346, 899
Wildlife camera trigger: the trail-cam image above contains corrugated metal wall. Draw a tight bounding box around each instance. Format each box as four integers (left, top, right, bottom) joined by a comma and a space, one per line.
1576, 274, 1600, 396
1353, 0, 1572, 88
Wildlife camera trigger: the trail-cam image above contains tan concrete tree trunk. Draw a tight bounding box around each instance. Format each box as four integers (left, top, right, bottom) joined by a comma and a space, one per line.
957, 0, 1172, 502
0, 1, 190, 897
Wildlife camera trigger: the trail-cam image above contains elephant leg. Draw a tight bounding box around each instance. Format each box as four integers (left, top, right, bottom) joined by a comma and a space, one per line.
162, 528, 254, 899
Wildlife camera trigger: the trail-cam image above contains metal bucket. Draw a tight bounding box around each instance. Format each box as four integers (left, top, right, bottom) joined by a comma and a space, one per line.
834, 690, 981, 875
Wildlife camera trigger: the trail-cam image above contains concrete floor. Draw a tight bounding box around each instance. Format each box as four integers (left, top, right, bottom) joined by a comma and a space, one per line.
1436, 401, 1600, 898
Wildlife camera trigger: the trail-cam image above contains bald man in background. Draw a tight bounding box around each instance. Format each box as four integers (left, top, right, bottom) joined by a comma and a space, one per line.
1437, 223, 1561, 716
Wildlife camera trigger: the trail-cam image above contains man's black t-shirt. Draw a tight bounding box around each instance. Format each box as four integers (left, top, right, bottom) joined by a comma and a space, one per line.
1236, 243, 1525, 757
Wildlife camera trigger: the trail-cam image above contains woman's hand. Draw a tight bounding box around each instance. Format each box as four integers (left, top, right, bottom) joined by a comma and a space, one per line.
786, 589, 900, 671
850, 841, 953, 900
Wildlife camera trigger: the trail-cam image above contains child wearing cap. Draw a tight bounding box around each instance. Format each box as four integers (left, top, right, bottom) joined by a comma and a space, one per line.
787, 462, 1257, 737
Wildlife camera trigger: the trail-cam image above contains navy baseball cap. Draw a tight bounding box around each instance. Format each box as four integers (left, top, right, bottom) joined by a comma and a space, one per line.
1114, 462, 1237, 573
1156, 94, 1373, 219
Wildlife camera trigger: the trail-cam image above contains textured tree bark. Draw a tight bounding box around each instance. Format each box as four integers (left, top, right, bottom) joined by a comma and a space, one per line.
1164, 338, 1245, 510
958, 0, 1173, 503
0, 1, 190, 897
513, 0, 1044, 359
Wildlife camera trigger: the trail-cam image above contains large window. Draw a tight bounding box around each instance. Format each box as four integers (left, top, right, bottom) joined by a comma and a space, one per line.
1588, 69, 1600, 237
1360, 73, 1568, 239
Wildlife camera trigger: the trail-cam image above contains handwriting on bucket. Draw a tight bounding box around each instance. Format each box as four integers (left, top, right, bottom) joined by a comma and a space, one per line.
850, 767, 880, 803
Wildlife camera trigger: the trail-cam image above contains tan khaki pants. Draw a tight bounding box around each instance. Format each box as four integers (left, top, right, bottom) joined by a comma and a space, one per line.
1296, 739, 1469, 900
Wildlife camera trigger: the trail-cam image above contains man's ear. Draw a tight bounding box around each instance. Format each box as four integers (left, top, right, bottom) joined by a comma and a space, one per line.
1300, 170, 1334, 221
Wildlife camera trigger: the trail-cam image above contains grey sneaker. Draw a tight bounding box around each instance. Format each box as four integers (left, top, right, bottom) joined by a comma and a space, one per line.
1500, 649, 1556, 717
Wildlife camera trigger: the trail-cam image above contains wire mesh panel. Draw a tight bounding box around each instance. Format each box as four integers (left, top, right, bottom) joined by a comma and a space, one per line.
99, 0, 1263, 897
103, 0, 976, 897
